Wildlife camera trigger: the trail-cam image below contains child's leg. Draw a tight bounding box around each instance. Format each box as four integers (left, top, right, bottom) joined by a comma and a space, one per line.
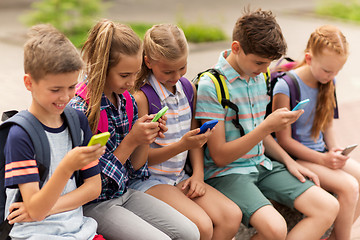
206, 173, 287, 240
298, 159, 358, 240
176, 181, 242, 240
291, 186, 339, 240
258, 161, 339, 240
342, 158, 360, 221
84, 189, 200, 240
146, 184, 213, 240
249, 205, 287, 240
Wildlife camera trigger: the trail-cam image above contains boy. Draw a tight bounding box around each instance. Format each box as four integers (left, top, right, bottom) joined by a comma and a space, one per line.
195, 9, 339, 239
4, 24, 105, 239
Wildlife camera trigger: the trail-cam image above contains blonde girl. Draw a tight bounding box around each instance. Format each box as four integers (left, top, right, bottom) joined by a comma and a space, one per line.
273, 25, 360, 240
70, 19, 200, 240
130, 24, 242, 240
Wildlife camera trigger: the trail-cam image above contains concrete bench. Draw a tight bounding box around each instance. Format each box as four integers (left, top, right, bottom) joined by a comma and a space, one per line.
234, 201, 332, 239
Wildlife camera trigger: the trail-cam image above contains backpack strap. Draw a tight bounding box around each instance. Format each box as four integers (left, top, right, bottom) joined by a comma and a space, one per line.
179, 77, 194, 115
140, 83, 162, 115
123, 91, 134, 130
333, 79, 339, 119
63, 106, 81, 147
140, 78, 194, 116
76, 82, 134, 132
198, 69, 245, 137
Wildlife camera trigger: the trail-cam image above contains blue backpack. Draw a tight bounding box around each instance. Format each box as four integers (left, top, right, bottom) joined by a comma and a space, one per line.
0, 106, 81, 239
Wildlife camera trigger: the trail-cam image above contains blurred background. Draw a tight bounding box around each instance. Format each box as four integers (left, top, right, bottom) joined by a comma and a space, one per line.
1, 1, 360, 237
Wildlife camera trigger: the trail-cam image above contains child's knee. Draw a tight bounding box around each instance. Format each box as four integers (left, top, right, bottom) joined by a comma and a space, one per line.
196, 214, 213, 240
260, 221, 287, 240
221, 204, 242, 233
340, 175, 360, 202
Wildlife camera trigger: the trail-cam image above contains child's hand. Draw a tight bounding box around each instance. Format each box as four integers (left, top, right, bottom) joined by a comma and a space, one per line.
61, 144, 105, 173
129, 115, 160, 145
7, 202, 34, 224
180, 128, 211, 150
157, 115, 168, 138
180, 176, 206, 199
286, 160, 320, 186
263, 108, 303, 133
321, 148, 349, 169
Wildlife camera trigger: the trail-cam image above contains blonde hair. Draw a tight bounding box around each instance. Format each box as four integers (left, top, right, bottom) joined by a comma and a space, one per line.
133, 24, 188, 91
81, 19, 142, 133
300, 25, 348, 139
24, 24, 83, 81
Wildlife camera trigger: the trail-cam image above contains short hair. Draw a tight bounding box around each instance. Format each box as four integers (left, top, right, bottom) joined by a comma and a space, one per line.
24, 24, 83, 81
232, 9, 287, 60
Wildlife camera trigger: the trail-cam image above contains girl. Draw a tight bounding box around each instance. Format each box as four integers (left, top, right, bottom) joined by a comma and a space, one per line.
273, 25, 360, 240
69, 19, 200, 240
130, 24, 242, 240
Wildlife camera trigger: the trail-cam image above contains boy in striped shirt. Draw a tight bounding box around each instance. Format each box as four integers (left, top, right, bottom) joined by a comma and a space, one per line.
195, 9, 339, 239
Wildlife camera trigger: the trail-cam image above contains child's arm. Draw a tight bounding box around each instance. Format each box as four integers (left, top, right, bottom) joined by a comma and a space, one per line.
273, 93, 348, 169
204, 108, 302, 167
18, 145, 104, 221
8, 173, 101, 224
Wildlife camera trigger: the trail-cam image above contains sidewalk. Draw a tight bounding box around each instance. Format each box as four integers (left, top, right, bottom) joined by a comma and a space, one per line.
1, 0, 360, 238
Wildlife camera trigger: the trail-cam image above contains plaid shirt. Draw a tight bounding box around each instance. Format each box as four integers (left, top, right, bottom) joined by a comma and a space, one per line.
70, 92, 150, 202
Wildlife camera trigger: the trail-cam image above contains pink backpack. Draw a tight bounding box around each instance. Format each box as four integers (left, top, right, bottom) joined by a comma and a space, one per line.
76, 83, 134, 132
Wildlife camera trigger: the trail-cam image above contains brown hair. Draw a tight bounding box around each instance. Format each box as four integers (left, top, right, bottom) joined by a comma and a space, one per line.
133, 23, 188, 91
300, 25, 348, 139
24, 24, 83, 81
81, 19, 142, 133
233, 8, 287, 60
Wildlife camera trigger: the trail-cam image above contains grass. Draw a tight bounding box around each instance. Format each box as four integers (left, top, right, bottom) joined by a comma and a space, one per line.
316, 0, 360, 23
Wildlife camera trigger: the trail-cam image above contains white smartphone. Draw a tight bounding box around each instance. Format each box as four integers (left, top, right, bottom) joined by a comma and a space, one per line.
341, 144, 358, 156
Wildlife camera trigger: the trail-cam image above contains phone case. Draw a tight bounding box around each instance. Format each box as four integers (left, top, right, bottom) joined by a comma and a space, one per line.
292, 99, 310, 111
341, 144, 358, 156
88, 132, 111, 146
152, 106, 169, 122
198, 119, 218, 134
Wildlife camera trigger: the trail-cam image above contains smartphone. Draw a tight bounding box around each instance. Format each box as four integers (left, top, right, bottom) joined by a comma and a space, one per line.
151, 106, 169, 122
198, 119, 218, 134
341, 144, 358, 156
292, 98, 310, 111
88, 132, 111, 146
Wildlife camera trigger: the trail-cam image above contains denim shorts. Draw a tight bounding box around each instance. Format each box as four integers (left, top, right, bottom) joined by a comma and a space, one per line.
129, 173, 190, 192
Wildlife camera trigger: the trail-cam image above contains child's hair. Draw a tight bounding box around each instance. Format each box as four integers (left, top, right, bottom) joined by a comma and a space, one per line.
24, 24, 83, 81
81, 19, 142, 133
134, 23, 188, 91
300, 25, 348, 139
232, 8, 287, 60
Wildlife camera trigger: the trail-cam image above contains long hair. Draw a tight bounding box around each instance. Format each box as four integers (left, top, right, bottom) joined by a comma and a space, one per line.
81, 19, 141, 133
299, 25, 348, 139
133, 23, 188, 92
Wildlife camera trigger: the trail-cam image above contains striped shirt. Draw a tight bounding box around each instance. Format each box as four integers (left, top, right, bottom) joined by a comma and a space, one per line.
70, 90, 150, 201
195, 50, 272, 180
147, 75, 192, 185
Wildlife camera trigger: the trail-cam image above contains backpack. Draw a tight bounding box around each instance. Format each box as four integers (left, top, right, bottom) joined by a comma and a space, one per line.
0, 106, 81, 239
140, 77, 194, 116
76, 82, 134, 132
194, 57, 339, 140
